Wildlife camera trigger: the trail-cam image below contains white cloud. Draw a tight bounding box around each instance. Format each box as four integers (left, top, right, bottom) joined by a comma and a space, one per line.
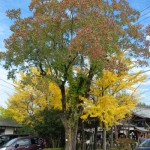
146, 36, 150, 40
141, 80, 150, 86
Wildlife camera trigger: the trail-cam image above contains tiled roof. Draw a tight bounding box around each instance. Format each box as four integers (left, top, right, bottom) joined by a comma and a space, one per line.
0, 118, 21, 127
132, 107, 150, 119
135, 127, 149, 132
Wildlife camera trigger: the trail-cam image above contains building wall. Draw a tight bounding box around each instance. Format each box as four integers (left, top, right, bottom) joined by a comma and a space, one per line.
4, 127, 14, 134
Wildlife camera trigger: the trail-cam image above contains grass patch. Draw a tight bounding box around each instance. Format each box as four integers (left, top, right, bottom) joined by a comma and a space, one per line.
44, 148, 64, 150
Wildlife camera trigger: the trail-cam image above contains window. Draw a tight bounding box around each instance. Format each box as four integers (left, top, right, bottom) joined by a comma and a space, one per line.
15, 139, 30, 146
140, 139, 150, 147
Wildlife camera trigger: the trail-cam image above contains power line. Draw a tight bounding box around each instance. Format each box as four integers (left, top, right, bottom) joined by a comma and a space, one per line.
135, 5, 150, 24
0, 84, 14, 91
142, 69, 150, 74
0, 79, 16, 87
0, 90, 13, 95
140, 5, 150, 13
140, 10, 150, 18
137, 16, 150, 24
129, 69, 150, 76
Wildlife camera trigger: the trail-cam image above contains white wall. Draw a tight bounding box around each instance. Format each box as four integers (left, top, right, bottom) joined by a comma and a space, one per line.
4, 127, 14, 134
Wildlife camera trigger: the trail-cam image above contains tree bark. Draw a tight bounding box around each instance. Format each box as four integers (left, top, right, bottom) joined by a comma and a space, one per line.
94, 124, 98, 150
62, 115, 79, 150
110, 126, 114, 148
60, 82, 79, 150
64, 124, 78, 150
103, 128, 107, 150
114, 125, 118, 140
81, 121, 86, 150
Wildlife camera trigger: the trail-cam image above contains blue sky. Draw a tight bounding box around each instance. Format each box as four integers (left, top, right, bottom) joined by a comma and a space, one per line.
0, 0, 31, 107
1, 0, 150, 107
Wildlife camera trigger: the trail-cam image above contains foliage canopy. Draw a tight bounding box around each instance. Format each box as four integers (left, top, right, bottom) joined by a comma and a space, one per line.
3, 0, 150, 149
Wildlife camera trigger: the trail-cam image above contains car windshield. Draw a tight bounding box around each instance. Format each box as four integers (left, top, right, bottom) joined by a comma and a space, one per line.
2, 138, 17, 147
139, 139, 150, 147
0, 135, 9, 141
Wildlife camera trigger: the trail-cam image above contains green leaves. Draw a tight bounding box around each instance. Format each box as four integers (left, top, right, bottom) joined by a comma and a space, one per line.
3, 0, 150, 81
2, 2, 150, 147
6, 8, 21, 20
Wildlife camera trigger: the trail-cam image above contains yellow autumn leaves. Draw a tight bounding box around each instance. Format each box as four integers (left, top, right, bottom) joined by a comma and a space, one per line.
7, 68, 62, 124
81, 70, 146, 129
7, 68, 146, 129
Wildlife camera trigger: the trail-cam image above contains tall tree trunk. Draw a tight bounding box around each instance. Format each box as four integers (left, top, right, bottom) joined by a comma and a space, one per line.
60, 83, 79, 150
94, 124, 98, 150
110, 126, 114, 148
61, 109, 79, 150
114, 125, 118, 140
64, 119, 78, 150
128, 119, 130, 138
103, 127, 107, 150
81, 121, 86, 150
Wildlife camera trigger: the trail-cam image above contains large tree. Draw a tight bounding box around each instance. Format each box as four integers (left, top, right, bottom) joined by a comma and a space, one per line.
7, 68, 62, 124
0, 106, 13, 118
81, 69, 146, 150
7, 69, 65, 148
3, 0, 150, 149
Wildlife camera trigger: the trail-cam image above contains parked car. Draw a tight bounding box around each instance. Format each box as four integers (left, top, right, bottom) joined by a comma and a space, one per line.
0, 136, 44, 150
0, 134, 29, 146
135, 138, 150, 150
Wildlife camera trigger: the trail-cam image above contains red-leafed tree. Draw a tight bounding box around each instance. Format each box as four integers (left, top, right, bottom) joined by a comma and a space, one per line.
2, 0, 150, 150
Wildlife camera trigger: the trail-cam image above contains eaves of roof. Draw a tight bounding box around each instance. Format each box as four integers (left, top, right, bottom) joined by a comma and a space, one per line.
0, 118, 21, 128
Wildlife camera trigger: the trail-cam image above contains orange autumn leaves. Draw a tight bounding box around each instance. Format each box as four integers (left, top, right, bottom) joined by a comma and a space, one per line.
6, 0, 145, 62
